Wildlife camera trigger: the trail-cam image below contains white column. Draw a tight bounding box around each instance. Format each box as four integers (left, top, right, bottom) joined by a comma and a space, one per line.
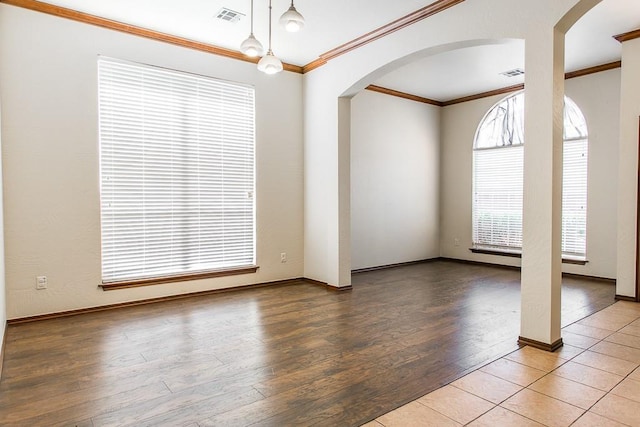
325, 97, 352, 288
616, 37, 640, 300
303, 74, 352, 289
337, 97, 352, 287
520, 27, 566, 349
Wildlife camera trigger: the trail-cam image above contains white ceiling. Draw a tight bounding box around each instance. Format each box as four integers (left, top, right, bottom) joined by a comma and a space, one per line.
30, 0, 640, 101
377, 0, 640, 101
375, 40, 526, 102
37, 0, 432, 65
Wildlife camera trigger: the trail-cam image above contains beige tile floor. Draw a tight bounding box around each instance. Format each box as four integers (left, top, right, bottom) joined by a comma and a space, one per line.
363, 301, 640, 427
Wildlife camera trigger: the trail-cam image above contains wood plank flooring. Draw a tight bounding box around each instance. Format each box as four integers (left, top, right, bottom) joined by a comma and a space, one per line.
0, 260, 615, 426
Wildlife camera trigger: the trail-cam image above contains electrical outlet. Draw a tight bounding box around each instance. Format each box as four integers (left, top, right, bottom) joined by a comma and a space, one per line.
454, 238, 460, 247
280, 252, 287, 263
36, 276, 48, 290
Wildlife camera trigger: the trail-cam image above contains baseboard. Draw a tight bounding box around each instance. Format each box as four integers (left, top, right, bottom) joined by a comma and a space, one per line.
518, 336, 563, 352
438, 257, 521, 271
562, 272, 616, 284
327, 284, 353, 291
439, 257, 617, 284
351, 258, 439, 274
8, 277, 306, 324
302, 278, 353, 291
0, 321, 7, 381
6, 258, 615, 324
615, 294, 639, 302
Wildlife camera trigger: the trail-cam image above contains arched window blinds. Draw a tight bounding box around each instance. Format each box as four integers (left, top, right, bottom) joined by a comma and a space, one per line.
472, 91, 588, 259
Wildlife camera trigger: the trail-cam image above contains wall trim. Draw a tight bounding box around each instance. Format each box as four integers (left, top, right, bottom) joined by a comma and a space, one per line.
562, 272, 615, 285
8, 278, 302, 324
439, 256, 521, 271
615, 294, 639, 302
564, 61, 621, 80
302, 277, 353, 291
327, 284, 353, 291
0, 0, 306, 73
352, 258, 440, 274
0, 322, 6, 381
0, 0, 465, 76
372, 61, 621, 107
518, 336, 563, 352
442, 84, 525, 106
5, 258, 617, 324
7, 277, 353, 324
303, 0, 465, 73
438, 257, 616, 284
365, 85, 443, 106
2, 0, 622, 86
614, 28, 640, 43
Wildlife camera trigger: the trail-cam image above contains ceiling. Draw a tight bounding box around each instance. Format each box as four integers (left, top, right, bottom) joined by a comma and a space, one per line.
25, 0, 640, 101
379, 0, 640, 101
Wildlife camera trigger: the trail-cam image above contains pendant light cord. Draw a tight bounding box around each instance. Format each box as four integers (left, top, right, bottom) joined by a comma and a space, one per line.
268, 0, 273, 51
250, 0, 254, 34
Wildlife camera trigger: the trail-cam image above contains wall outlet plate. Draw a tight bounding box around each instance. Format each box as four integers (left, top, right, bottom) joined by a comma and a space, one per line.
36, 275, 48, 290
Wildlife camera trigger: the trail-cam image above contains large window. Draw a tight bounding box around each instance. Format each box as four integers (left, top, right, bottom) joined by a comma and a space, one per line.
98, 57, 256, 284
473, 91, 588, 259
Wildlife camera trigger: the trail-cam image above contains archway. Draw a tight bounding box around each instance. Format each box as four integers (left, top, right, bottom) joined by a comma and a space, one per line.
303, 2, 606, 351
349, 39, 524, 272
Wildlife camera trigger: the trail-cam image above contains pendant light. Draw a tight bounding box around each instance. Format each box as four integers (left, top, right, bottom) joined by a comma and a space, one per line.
257, 0, 283, 75
279, 1, 305, 32
240, 0, 264, 57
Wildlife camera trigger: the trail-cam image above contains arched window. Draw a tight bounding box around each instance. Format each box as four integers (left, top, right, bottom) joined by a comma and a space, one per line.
472, 91, 588, 259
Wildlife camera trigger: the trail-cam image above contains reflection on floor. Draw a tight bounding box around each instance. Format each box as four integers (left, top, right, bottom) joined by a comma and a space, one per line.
365, 300, 640, 427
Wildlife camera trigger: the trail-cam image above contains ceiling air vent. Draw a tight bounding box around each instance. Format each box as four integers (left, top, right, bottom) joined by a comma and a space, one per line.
215, 7, 244, 23
500, 68, 525, 77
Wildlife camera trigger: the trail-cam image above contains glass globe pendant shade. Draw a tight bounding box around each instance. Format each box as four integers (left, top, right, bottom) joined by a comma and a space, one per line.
279, 5, 305, 32
257, 50, 283, 75
240, 33, 264, 57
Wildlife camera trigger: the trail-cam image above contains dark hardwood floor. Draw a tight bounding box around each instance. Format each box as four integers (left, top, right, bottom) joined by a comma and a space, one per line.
0, 260, 615, 426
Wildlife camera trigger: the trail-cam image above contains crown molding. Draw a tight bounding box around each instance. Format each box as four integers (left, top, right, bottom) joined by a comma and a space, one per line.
442, 60, 621, 106
1, 0, 465, 76
0, 0, 305, 73
442, 84, 524, 106
303, 0, 465, 73
1, 0, 623, 103
614, 28, 640, 43
366, 85, 443, 106
564, 60, 621, 79
373, 60, 621, 107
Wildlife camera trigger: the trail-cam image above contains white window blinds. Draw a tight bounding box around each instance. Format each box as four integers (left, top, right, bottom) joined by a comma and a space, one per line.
472, 92, 588, 259
98, 57, 256, 283
562, 138, 588, 257
473, 145, 524, 251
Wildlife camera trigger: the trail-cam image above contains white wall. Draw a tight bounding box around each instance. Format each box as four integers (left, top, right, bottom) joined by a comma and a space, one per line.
350, 90, 440, 270
0, 101, 6, 348
0, 5, 304, 319
617, 38, 640, 297
440, 69, 620, 279
566, 69, 620, 278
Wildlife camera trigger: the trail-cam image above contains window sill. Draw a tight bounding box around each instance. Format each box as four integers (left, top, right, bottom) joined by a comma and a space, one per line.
100, 265, 259, 291
469, 248, 587, 265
